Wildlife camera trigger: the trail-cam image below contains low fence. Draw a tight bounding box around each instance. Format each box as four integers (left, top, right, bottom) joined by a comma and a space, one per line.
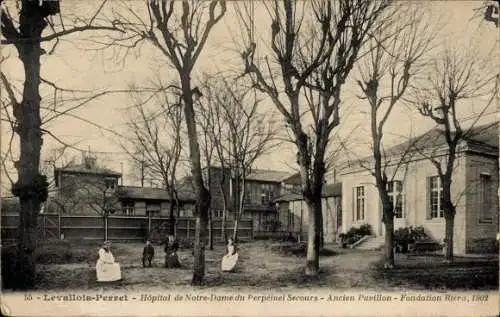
1, 213, 253, 243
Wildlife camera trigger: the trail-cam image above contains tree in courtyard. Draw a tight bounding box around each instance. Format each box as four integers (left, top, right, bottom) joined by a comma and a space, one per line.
0, 0, 122, 289
355, 4, 436, 268
121, 84, 185, 235
408, 44, 498, 262
236, 0, 389, 275
197, 74, 278, 243
111, 0, 227, 284
196, 77, 217, 249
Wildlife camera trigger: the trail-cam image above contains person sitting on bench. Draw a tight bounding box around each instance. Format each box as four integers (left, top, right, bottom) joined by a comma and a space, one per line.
96, 241, 121, 282
164, 234, 181, 268
221, 238, 239, 272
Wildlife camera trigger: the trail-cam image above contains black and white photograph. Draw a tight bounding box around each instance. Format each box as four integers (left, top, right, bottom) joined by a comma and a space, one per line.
0, 1, 498, 316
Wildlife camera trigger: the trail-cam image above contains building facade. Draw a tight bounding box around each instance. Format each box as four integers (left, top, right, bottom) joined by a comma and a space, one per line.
54, 155, 122, 215
115, 186, 195, 217
340, 123, 499, 254
275, 182, 342, 243
53, 155, 195, 216
203, 166, 294, 232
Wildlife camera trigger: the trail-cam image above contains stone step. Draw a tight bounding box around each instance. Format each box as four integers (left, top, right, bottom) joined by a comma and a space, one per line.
355, 235, 385, 250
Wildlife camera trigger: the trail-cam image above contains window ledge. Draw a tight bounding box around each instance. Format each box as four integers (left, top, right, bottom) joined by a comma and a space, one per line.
352, 220, 366, 224
425, 219, 445, 223
478, 221, 494, 225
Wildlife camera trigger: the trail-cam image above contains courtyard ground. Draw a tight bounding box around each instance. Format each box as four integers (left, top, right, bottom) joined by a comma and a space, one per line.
3, 240, 498, 292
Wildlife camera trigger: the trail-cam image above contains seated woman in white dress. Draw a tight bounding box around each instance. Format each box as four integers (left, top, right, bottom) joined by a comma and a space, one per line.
221, 238, 239, 272
96, 241, 121, 282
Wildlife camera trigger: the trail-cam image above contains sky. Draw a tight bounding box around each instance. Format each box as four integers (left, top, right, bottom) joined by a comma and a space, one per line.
1, 0, 498, 193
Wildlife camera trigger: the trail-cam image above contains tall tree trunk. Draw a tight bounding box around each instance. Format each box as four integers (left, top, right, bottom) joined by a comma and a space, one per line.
443, 198, 455, 262
168, 197, 175, 235
305, 197, 322, 276
382, 207, 395, 268
192, 199, 209, 284
219, 180, 228, 242
232, 217, 239, 242
221, 206, 227, 242
232, 176, 245, 242
181, 75, 210, 285
319, 218, 324, 250
208, 209, 213, 250
442, 162, 455, 263
12, 3, 48, 290
378, 185, 395, 269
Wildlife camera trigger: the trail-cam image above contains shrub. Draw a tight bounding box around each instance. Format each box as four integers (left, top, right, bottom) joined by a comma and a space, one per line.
339, 224, 373, 247
358, 224, 373, 236
394, 226, 430, 253
469, 238, 499, 254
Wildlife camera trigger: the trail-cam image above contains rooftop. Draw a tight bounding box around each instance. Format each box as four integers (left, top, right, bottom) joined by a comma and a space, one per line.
274, 182, 342, 202
116, 185, 195, 202
341, 122, 499, 171
55, 164, 121, 177
385, 122, 498, 157
204, 166, 294, 183
246, 168, 294, 183
280, 172, 302, 185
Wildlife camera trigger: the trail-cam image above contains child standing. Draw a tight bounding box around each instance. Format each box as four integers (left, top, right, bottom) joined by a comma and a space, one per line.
142, 240, 155, 268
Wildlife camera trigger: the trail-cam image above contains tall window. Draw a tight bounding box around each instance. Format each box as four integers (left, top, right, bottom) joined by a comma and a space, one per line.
354, 186, 365, 221
244, 182, 276, 205
429, 176, 444, 219
479, 174, 493, 223
244, 182, 260, 205
288, 207, 294, 231
261, 183, 274, 205
387, 181, 404, 218
122, 202, 134, 215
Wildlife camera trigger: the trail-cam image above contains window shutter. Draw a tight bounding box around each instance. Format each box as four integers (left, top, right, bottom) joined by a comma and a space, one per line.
400, 191, 406, 219
352, 187, 356, 222
425, 177, 431, 220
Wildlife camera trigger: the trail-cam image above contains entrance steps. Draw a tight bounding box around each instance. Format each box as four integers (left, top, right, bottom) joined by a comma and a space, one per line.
353, 235, 385, 251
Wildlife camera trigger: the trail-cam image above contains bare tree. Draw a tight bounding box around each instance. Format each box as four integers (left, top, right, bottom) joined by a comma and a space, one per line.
0, 0, 123, 288
62, 173, 118, 216
355, 4, 436, 268
197, 75, 232, 243
121, 86, 184, 235
237, 0, 388, 275
198, 74, 278, 242
196, 83, 217, 250
409, 45, 498, 262
110, 0, 227, 284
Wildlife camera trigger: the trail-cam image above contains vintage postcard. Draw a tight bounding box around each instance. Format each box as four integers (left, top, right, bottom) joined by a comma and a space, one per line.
0, 0, 498, 316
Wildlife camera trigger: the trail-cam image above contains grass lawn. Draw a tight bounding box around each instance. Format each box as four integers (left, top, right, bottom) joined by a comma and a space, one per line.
2, 240, 498, 292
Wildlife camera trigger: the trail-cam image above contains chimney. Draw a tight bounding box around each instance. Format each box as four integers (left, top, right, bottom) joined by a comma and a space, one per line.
83, 155, 97, 169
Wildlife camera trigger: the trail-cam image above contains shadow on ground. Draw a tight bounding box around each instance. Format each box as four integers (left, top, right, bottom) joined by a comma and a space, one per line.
371, 254, 499, 290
